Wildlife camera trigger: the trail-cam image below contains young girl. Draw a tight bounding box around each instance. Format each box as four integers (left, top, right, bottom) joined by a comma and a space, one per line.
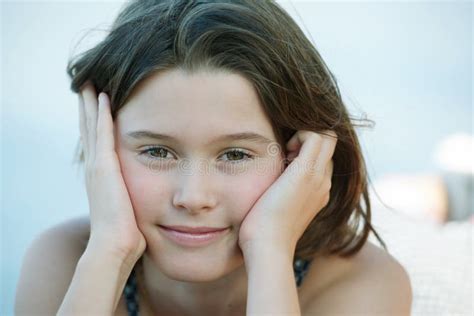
15, 0, 412, 315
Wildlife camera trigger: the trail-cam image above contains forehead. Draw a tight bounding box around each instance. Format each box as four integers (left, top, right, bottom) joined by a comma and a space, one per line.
116, 68, 276, 141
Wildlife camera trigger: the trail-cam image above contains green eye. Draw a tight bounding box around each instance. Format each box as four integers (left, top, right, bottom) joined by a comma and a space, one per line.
221, 149, 254, 162
139, 147, 254, 163
140, 146, 173, 159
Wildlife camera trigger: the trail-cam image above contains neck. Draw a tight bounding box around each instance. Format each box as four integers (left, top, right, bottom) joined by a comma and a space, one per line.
137, 254, 248, 316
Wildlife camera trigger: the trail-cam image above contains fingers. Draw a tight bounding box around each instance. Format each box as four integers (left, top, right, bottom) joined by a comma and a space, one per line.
96, 92, 115, 156
78, 93, 88, 161
286, 130, 322, 169
317, 131, 338, 173
79, 82, 115, 164
285, 129, 338, 178
81, 82, 98, 161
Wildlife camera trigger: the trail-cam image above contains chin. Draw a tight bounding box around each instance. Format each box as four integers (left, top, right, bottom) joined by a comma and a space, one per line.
166, 266, 230, 283
147, 246, 246, 283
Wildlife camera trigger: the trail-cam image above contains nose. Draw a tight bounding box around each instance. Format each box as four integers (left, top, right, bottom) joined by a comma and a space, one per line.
172, 161, 218, 214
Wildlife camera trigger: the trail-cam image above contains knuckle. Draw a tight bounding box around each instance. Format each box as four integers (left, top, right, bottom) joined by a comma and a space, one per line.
307, 132, 321, 142
298, 130, 318, 143
323, 130, 337, 138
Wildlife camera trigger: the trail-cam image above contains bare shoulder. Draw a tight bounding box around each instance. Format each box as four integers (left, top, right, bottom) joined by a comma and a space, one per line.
301, 240, 413, 316
15, 215, 91, 315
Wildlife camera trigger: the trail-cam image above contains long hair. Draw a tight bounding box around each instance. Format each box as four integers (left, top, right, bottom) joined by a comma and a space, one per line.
67, 0, 387, 260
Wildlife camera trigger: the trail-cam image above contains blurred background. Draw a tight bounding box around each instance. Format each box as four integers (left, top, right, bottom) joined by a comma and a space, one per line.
1, 0, 472, 315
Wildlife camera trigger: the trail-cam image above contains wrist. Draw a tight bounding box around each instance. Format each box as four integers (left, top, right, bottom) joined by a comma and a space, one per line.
242, 243, 294, 267
84, 235, 142, 272
64, 243, 135, 315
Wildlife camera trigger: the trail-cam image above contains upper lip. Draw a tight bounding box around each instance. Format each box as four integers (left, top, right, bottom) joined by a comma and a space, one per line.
159, 225, 229, 234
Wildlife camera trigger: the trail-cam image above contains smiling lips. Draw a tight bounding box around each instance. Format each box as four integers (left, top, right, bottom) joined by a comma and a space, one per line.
159, 225, 229, 234
158, 225, 230, 247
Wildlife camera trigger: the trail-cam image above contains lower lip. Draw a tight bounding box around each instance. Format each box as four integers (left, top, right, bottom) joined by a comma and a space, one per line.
158, 226, 230, 247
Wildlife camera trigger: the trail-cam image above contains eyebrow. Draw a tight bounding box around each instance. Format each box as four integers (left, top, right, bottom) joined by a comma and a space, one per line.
124, 130, 274, 146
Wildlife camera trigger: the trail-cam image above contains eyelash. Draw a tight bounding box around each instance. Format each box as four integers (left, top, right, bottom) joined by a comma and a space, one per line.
139, 146, 255, 163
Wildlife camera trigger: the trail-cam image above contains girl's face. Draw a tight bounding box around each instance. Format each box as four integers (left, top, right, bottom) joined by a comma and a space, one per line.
114, 68, 285, 281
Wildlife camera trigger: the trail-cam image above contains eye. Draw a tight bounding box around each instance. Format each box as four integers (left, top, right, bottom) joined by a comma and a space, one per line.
139, 146, 174, 160
138, 147, 254, 163
220, 149, 254, 163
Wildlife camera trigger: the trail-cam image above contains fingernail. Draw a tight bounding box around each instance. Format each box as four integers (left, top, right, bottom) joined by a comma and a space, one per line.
98, 92, 105, 104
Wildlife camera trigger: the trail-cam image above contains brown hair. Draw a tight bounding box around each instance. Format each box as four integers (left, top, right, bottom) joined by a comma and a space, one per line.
67, 0, 387, 260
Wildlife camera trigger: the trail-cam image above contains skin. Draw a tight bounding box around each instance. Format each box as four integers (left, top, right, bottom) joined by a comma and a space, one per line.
113, 68, 318, 314
109, 70, 335, 313
14, 68, 412, 316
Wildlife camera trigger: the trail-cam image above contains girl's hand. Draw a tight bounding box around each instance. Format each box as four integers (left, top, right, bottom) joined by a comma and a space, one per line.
238, 130, 337, 258
79, 82, 146, 263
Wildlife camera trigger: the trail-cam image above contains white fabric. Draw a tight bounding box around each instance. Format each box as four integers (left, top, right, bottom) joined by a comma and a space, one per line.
368, 195, 473, 315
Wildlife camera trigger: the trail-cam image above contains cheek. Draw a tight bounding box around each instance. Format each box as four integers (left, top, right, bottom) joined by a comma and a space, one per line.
117, 146, 283, 226
223, 167, 282, 222
118, 154, 169, 221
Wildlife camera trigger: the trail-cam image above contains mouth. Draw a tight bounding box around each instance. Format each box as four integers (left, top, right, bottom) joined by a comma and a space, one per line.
158, 225, 230, 247
158, 225, 229, 234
